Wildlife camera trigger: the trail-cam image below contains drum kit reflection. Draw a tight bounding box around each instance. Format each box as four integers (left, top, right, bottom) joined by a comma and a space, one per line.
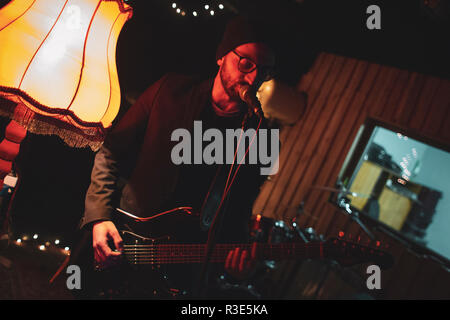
238, 185, 392, 299
215, 206, 324, 298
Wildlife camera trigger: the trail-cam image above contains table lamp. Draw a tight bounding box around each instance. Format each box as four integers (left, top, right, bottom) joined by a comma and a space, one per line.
0, 0, 133, 189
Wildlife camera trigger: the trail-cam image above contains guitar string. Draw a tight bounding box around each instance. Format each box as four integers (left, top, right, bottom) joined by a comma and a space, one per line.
116, 249, 383, 264
118, 243, 383, 264
112, 240, 383, 265
120, 243, 331, 262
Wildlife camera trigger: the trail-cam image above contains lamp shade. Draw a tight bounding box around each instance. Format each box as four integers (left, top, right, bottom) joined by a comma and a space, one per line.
0, 0, 132, 151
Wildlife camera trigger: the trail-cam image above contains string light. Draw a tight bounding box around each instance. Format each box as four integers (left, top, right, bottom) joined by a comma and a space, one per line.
171, 3, 226, 17
13, 233, 70, 255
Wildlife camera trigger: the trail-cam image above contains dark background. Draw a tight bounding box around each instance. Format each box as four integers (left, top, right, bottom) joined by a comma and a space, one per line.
0, 0, 448, 246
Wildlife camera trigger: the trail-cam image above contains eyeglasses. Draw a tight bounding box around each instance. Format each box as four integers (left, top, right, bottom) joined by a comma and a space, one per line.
232, 50, 274, 81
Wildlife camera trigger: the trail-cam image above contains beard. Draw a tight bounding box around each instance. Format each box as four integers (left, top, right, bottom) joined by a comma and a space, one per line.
219, 58, 244, 101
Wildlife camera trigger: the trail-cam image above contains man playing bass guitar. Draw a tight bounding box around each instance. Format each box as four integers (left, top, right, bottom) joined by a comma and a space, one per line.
80, 16, 279, 298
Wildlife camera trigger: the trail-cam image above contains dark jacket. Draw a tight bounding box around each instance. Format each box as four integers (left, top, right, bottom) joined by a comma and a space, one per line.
81, 73, 267, 236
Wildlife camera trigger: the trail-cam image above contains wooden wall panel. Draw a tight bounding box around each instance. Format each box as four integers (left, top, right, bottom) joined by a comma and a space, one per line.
254, 54, 345, 218
422, 80, 450, 137
253, 52, 450, 299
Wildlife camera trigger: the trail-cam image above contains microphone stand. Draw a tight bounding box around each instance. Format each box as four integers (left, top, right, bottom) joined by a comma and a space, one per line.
196, 178, 233, 298
337, 196, 376, 240
196, 90, 263, 298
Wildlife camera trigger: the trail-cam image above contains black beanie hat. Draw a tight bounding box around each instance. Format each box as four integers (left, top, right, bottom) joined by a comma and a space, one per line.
216, 16, 275, 61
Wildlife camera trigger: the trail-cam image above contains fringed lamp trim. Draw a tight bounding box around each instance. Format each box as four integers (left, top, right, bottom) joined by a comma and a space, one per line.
0, 96, 106, 151
0, 86, 111, 129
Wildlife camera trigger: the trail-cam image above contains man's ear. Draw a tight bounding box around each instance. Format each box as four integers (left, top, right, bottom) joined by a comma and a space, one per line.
217, 57, 224, 66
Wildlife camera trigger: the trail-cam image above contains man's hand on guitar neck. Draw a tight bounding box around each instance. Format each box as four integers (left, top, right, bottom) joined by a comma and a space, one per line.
224, 243, 258, 280
92, 220, 123, 267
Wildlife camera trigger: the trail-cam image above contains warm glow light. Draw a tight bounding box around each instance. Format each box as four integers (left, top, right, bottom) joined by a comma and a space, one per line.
33, 234, 38, 239
257, 79, 307, 125
204, 5, 209, 10
193, 11, 197, 16
210, 10, 214, 16
64, 246, 70, 251
55, 239, 60, 245
172, 3, 176, 8
181, 11, 186, 16
16, 239, 22, 243
0, 0, 133, 151
219, 4, 224, 9
39, 245, 45, 251
176, 8, 181, 13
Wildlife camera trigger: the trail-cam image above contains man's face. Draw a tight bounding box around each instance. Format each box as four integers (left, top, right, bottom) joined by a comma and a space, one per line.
218, 42, 275, 101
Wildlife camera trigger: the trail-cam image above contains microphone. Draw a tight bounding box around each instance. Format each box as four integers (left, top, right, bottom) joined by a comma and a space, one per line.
239, 85, 263, 118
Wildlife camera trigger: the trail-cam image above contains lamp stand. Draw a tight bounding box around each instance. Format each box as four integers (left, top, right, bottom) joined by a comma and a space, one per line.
0, 119, 27, 236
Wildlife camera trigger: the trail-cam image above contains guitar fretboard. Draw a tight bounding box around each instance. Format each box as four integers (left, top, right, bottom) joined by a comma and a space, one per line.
122, 242, 325, 265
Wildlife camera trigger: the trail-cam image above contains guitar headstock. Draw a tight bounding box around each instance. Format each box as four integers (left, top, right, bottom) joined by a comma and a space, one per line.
323, 236, 394, 270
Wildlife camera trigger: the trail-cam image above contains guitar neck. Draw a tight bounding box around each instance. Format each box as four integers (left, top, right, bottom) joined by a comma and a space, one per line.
123, 242, 325, 265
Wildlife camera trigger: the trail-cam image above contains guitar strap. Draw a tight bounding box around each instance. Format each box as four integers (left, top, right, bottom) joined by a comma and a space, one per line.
198, 109, 248, 232
195, 114, 255, 297
199, 163, 236, 232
